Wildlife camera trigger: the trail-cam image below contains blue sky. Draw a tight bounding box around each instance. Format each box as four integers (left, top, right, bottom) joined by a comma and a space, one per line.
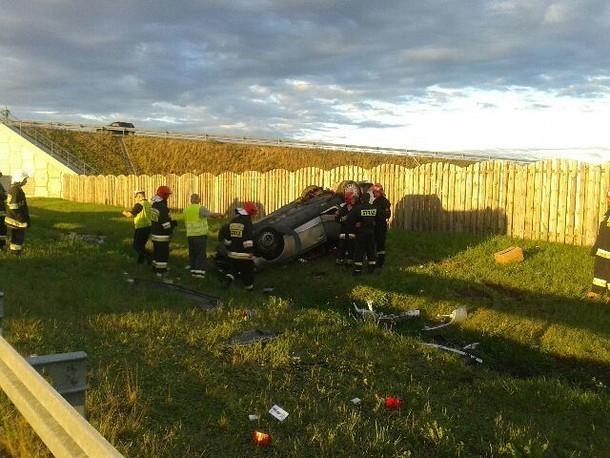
1, 0, 609, 162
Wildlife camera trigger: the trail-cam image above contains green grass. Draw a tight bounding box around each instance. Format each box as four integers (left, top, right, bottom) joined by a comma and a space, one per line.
1, 198, 610, 457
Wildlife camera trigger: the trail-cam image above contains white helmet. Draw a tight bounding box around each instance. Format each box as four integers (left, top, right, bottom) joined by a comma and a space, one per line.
11, 170, 29, 183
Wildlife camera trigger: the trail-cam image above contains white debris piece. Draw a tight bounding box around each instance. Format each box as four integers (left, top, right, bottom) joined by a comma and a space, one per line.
423, 307, 468, 331
269, 404, 289, 422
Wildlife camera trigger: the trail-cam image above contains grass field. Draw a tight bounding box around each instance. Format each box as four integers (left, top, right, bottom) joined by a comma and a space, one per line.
1, 198, 610, 457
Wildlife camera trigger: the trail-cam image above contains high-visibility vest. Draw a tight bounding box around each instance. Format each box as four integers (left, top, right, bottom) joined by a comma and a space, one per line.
183, 204, 209, 237
134, 199, 152, 229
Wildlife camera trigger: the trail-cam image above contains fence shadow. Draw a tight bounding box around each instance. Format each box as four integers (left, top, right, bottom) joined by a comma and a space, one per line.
394, 194, 508, 235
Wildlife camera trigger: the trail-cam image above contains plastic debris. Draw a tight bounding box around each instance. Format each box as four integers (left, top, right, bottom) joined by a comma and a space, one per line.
422, 342, 483, 364
243, 308, 257, 319
129, 277, 223, 309
262, 287, 275, 294
352, 301, 420, 325
248, 414, 259, 421
252, 430, 272, 446
422, 307, 468, 331
268, 404, 289, 422
224, 329, 280, 347
384, 397, 402, 409
351, 397, 362, 405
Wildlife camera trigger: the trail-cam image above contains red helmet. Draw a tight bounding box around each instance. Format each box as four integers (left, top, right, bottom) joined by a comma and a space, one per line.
371, 183, 384, 193
156, 185, 172, 199
344, 191, 355, 204
243, 201, 258, 216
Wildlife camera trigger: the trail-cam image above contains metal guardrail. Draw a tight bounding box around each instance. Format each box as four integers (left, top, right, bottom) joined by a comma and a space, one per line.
2, 119, 537, 165
0, 292, 123, 457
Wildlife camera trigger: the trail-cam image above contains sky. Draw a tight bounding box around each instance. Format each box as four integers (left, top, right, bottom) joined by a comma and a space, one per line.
1, 0, 610, 163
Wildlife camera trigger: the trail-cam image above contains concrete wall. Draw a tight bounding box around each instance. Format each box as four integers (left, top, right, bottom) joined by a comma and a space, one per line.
0, 124, 76, 197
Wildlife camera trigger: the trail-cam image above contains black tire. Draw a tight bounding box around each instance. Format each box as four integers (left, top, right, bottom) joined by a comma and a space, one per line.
255, 226, 284, 260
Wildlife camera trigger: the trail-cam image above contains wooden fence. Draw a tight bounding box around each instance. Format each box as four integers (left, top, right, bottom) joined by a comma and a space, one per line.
62, 159, 610, 246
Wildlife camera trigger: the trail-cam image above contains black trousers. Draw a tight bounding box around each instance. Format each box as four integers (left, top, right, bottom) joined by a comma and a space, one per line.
374, 222, 388, 266
133, 226, 152, 264
188, 235, 208, 275
152, 241, 170, 273
226, 257, 254, 290
354, 229, 377, 273
9, 227, 26, 253
336, 233, 355, 263
0, 217, 6, 248
591, 255, 610, 295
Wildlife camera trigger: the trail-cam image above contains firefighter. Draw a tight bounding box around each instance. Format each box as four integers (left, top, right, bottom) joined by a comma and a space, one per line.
5, 171, 31, 255
183, 193, 222, 279
371, 183, 392, 268
150, 185, 177, 276
586, 189, 610, 301
335, 190, 357, 266
0, 172, 7, 251
222, 201, 258, 291
349, 192, 377, 275
122, 190, 152, 265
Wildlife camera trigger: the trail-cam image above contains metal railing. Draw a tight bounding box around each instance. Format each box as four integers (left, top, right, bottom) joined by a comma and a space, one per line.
0, 292, 123, 457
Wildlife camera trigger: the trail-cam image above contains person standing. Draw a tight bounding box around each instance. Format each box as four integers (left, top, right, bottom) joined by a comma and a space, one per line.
222, 202, 258, 291
183, 193, 222, 279
0, 172, 7, 251
586, 189, 610, 301
335, 190, 357, 266
5, 171, 31, 255
349, 192, 377, 275
150, 185, 177, 277
371, 183, 392, 268
122, 190, 152, 265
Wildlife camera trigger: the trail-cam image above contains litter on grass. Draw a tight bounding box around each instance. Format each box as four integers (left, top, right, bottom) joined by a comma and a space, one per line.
422, 306, 468, 331
351, 397, 362, 405
269, 404, 289, 422
129, 277, 223, 309
422, 342, 483, 364
384, 397, 402, 409
352, 300, 420, 325
252, 430, 272, 446
224, 329, 280, 347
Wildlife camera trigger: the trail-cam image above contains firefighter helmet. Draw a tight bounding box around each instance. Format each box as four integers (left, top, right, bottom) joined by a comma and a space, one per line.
156, 185, 172, 199
344, 190, 355, 204
371, 183, 384, 193
11, 170, 29, 183
243, 201, 258, 216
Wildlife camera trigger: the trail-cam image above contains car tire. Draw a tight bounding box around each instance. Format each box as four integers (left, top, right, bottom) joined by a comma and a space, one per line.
255, 226, 284, 260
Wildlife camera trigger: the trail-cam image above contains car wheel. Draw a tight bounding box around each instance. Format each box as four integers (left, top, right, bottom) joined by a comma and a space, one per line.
255, 227, 284, 260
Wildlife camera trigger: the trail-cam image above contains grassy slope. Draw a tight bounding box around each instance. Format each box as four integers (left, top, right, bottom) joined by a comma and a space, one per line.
1, 198, 609, 457
31, 128, 472, 175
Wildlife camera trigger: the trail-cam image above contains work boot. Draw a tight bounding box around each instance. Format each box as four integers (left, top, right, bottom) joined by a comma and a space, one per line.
352, 270, 362, 277
222, 276, 232, 289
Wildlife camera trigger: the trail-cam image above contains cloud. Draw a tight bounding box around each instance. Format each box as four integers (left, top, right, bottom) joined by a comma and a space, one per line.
1, 0, 609, 159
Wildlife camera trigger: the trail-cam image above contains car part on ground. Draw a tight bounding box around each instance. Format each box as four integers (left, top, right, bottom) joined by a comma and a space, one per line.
128, 277, 223, 309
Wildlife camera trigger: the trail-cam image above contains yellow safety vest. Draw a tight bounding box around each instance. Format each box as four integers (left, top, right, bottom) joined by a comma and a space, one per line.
134, 199, 152, 229
183, 204, 209, 237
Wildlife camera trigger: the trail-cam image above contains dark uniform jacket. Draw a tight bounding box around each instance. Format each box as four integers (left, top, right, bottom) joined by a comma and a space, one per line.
224, 213, 254, 259
0, 182, 6, 217
150, 197, 175, 242
5, 184, 30, 229
373, 195, 391, 227
592, 209, 610, 258
335, 203, 356, 234
348, 201, 377, 232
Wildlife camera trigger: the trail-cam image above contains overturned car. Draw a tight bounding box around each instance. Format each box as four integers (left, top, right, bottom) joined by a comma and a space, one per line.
215, 181, 372, 270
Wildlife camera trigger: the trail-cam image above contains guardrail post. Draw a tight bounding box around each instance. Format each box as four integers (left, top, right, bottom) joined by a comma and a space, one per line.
27, 352, 88, 417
